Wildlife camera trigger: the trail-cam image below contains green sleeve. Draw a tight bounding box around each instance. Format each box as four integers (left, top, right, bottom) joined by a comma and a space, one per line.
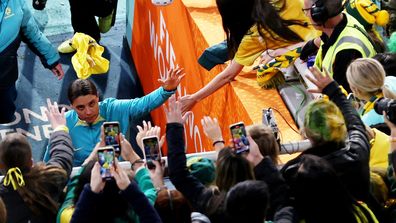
134, 168, 157, 205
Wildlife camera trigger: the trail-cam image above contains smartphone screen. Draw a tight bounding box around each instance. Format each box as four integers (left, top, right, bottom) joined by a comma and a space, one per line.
230, 122, 250, 154
97, 147, 115, 180
104, 122, 121, 154
142, 136, 161, 169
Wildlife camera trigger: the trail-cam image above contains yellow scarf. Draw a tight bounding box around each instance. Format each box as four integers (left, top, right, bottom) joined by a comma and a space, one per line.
256, 47, 301, 88
3, 167, 25, 190
361, 92, 383, 116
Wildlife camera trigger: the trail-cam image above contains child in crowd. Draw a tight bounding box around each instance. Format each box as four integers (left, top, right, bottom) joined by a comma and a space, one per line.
0, 99, 74, 222
57, 126, 157, 223
346, 58, 396, 127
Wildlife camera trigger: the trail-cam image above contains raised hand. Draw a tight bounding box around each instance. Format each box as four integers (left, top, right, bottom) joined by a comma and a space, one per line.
158, 67, 186, 91
90, 162, 106, 193
245, 136, 264, 167
148, 160, 165, 189
306, 67, 334, 94
120, 133, 141, 163
201, 116, 223, 142
179, 94, 198, 114
136, 120, 152, 151
111, 159, 131, 191
45, 98, 66, 129
146, 126, 165, 149
163, 95, 192, 124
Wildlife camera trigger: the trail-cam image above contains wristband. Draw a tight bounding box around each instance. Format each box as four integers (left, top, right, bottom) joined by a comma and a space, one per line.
213, 140, 225, 147
54, 125, 69, 133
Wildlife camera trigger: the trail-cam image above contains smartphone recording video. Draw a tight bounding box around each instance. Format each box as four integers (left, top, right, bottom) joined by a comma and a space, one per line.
103, 122, 121, 155
230, 122, 250, 154
142, 136, 162, 169
97, 146, 115, 180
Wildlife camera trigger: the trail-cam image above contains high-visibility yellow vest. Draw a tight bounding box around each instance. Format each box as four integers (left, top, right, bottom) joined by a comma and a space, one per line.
315, 14, 376, 75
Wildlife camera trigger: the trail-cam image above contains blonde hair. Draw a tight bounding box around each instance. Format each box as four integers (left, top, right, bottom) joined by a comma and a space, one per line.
346, 58, 396, 99
246, 124, 280, 165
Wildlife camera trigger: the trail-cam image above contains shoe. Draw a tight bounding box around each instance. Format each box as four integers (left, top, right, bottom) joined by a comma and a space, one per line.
32, 0, 47, 10
58, 39, 76, 54
99, 10, 114, 34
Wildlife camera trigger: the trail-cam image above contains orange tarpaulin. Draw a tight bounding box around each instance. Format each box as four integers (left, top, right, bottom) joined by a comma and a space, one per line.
130, 0, 301, 155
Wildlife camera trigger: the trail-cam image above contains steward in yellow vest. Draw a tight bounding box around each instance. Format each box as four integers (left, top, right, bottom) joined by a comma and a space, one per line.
301, 0, 379, 92
315, 13, 376, 92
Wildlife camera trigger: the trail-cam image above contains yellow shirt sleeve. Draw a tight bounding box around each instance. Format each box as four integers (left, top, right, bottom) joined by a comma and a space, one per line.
369, 128, 389, 169
234, 0, 319, 66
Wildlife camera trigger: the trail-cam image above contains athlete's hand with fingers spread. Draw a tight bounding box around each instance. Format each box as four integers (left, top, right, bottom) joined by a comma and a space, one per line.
159, 66, 186, 91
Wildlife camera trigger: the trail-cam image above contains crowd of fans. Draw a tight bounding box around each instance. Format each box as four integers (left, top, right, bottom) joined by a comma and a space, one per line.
4, 0, 396, 222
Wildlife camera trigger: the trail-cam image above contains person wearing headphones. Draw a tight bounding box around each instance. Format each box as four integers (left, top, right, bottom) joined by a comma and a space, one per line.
301, 0, 378, 92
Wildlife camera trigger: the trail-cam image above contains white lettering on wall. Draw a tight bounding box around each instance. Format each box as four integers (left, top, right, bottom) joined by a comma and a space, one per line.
23, 106, 48, 123
17, 126, 42, 141
0, 129, 14, 139
0, 104, 71, 141
148, 9, 205, 152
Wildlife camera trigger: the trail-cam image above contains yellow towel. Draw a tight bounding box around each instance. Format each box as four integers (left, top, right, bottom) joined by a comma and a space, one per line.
71, 33, 110, 79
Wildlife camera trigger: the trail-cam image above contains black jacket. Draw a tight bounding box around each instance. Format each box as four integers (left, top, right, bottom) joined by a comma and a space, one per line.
70, 183, 162, 223
0, 130, 74, 223
281, 81, 370, 202
167, 123, 289, 222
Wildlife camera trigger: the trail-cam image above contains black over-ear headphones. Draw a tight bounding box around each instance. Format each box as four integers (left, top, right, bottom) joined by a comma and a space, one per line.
310, 0, 347, 25
311, 0, 329, 24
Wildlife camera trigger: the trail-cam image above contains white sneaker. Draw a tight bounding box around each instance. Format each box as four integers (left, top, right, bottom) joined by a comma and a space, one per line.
58, 39, 76, 54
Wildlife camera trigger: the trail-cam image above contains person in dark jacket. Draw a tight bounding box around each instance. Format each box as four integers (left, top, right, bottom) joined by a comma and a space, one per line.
70, 159, 162, 223
281, 67, 371, 207
165, 95, 289, 222
225, 180, 270, 223
0, 99, 73, 223
290, 154, 378, 223
0, 0, 64, 123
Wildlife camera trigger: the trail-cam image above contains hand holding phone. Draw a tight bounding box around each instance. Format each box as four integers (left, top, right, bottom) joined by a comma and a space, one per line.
97, 146, 115, 180
230, 122, 250, 154
103, 122, 121, 155
142, 136, 162, 169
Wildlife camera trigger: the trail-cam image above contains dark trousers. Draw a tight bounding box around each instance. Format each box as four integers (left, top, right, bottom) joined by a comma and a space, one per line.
0, 85, 17, 124
69, 0, 115, 42
0, 36, 20, 124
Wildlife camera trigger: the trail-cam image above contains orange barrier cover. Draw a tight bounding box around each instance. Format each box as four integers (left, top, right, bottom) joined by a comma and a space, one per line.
130, 0, 301, 154
130, 0, 255, 154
